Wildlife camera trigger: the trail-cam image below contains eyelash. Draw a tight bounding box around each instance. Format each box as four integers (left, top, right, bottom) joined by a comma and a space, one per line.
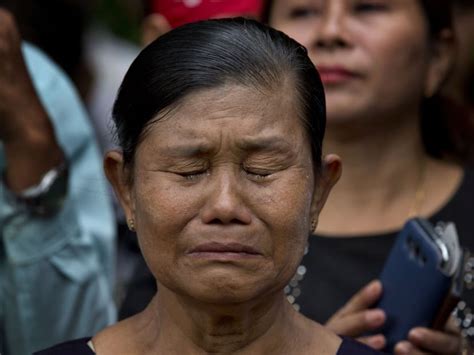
243, 168, 272, 181
178, 169, 272, 182
179, 170, 208, 181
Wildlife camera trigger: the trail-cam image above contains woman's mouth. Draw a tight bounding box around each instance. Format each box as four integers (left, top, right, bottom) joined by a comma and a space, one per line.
317, 66, 358, 85
187, 242, 263, 260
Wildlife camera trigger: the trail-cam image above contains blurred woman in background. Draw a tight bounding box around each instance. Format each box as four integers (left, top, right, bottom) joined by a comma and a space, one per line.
265, 0, 473, 354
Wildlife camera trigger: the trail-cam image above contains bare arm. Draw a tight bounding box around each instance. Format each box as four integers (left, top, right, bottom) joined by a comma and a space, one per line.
0, 8, 64, 192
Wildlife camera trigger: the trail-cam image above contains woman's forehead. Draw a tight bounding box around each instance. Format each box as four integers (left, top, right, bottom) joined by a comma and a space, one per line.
140, 84, 307, 144
156, 83, 300, 125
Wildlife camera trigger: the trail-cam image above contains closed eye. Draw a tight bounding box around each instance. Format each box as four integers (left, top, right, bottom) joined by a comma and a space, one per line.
176, 170, 209, 181
243, 167, 272, 181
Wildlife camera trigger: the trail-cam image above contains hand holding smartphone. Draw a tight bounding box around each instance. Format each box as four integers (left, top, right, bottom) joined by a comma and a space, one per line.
375, 218, 464, 352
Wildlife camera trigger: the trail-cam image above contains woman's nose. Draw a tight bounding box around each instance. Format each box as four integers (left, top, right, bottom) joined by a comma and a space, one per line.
314, 4, 350, 50
200, 171, 252, 226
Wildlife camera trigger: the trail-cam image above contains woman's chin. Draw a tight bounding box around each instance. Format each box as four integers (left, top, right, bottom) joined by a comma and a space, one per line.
175, 277, 276, 305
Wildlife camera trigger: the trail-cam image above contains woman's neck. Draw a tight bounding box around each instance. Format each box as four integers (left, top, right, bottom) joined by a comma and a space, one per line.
317, 113, 462, 235
108, 285, 339, 355
91, 284, 340, 355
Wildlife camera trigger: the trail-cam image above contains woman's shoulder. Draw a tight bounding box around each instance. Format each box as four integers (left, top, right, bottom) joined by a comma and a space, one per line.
337, 337, 387, 355
91, 311, 149, 354
33, 338, 93, 355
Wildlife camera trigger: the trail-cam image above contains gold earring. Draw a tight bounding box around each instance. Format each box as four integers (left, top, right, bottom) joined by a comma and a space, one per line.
310, 219, 316, 233
128, 218, 135, 232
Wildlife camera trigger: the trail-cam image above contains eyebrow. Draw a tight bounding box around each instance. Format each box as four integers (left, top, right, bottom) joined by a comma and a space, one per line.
236, 137, 293, 152
160, 136, 293, 157
162, 144, 212, 157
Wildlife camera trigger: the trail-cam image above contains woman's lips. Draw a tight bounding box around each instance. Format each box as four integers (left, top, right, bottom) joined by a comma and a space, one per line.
317, 66, 357, 85
188, 242, 262, 260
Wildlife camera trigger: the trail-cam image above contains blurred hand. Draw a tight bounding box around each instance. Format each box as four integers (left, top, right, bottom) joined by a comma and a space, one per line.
394, 317, 462, 355
0, 8, 63, 191
0, 8, 43, 142
325, 280, 387, 350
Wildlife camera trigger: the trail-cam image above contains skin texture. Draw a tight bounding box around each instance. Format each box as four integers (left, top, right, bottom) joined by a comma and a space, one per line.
0, 9, 64, 192
102, 83, 342, 354
128, 84, 317, 302
269, 0, 461, 354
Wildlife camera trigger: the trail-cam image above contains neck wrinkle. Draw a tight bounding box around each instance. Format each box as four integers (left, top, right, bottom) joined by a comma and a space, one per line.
148, 285, 293, 354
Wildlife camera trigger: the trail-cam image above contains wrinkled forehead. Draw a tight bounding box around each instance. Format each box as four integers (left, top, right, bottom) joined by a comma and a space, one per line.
131, 84, 315, 176
156, 82, 301, 127
138, 82, 307, 146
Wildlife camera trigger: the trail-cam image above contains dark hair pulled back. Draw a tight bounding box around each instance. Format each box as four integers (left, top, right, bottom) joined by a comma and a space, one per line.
112, 18, 326, 173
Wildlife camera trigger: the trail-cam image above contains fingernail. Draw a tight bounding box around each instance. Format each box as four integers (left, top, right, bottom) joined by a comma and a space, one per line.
367, 280, 381, 295
409, 328, 425, 341
365, 309, 385, 326
367, 335, 386, 349
395, 342, 412, 355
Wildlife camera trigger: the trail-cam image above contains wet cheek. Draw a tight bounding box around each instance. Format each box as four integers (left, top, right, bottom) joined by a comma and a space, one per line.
132, 181, 196, 264
257, 182, 312, 255
135, 174, 198, 220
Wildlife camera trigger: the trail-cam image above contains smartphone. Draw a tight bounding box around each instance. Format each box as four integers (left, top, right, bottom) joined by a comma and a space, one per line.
375, 218, 459, 352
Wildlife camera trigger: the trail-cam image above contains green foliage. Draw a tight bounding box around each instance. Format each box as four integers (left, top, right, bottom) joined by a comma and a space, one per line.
94, 0, 143, 43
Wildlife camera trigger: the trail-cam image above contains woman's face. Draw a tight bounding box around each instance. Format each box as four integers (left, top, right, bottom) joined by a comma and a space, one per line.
269, 0, 447, 125
109, 83, 337, 304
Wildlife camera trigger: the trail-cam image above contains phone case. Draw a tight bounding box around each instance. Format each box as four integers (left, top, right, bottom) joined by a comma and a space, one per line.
376, 218, 452, 352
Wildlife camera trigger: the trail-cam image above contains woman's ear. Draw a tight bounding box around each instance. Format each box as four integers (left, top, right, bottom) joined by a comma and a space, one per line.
425, 29, 456, 98
104, 151, 135, 223
141, 13, 171, 47
310, 154, 342, 230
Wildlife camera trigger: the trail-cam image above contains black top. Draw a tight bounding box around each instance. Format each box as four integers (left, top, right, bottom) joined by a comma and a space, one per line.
34, 337, 384, 354
297, 169, 474, 323
34, 338, 94, 355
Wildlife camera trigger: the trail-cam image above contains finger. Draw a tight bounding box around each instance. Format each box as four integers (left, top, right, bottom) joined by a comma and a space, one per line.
335, 280, 383, 317
394, 341, 430, 355
326, 309, 386, 337
0, 8, 18, 38
357, 334, 386, 350
408, 327, 461, 354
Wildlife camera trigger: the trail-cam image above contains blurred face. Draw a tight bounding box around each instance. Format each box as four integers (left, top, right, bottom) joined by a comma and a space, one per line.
270, 0, 439, 125
118, 84, 330, 304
